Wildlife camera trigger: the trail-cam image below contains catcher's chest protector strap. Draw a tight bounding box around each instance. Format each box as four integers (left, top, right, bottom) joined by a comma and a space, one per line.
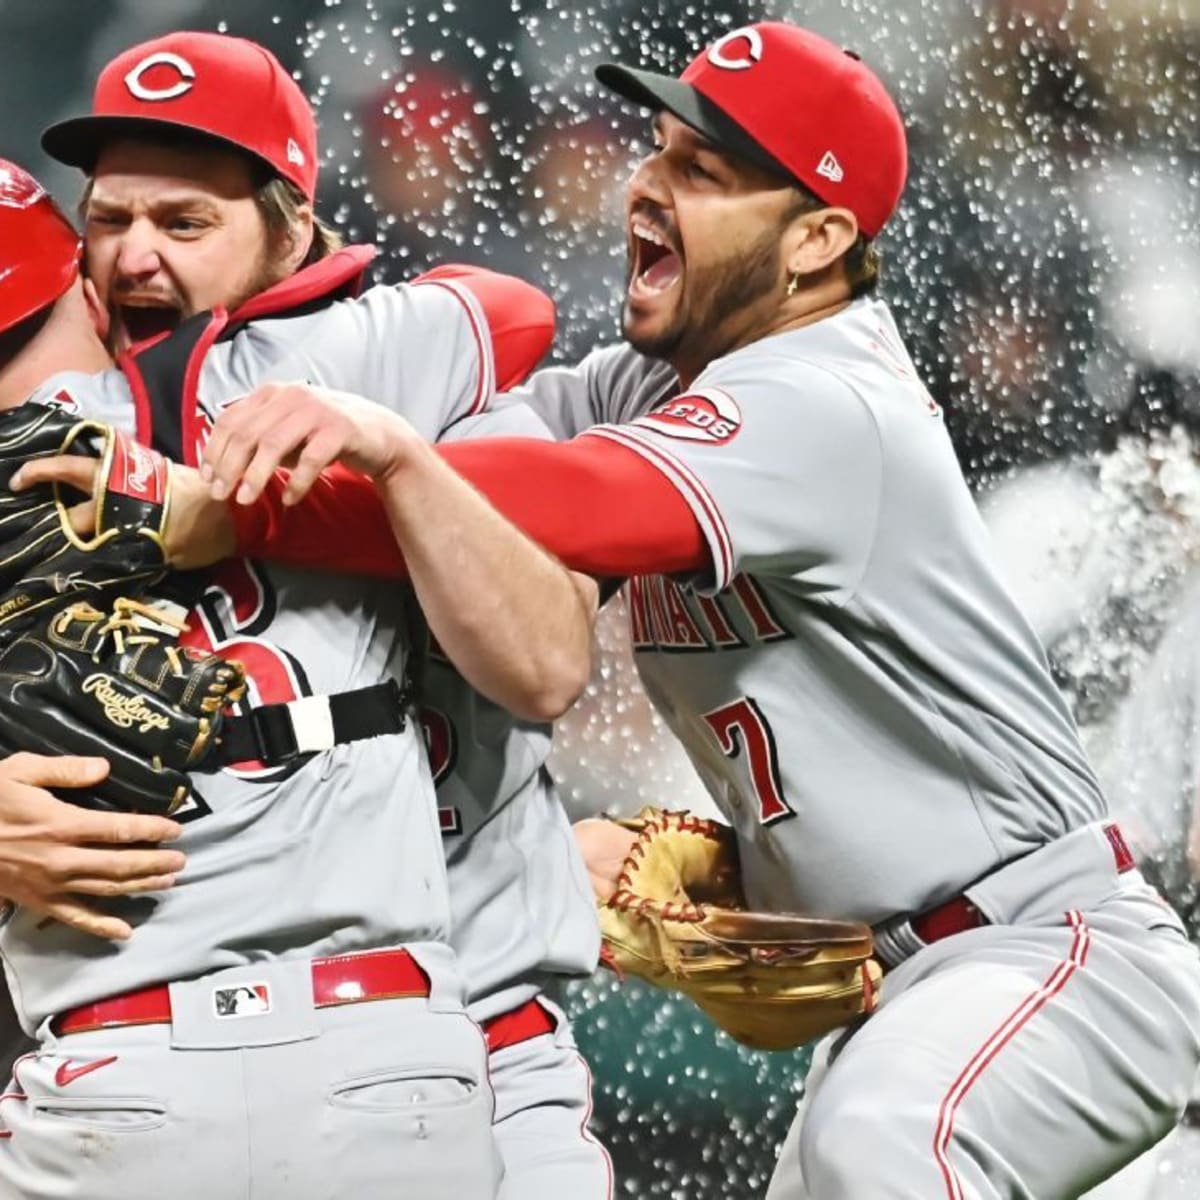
118, 246, 408, 771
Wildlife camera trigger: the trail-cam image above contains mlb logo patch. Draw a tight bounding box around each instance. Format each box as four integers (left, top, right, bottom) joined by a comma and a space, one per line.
213, 983, 271, 1018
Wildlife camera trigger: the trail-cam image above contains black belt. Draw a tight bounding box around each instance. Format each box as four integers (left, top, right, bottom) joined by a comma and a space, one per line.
210, 679, 408, 767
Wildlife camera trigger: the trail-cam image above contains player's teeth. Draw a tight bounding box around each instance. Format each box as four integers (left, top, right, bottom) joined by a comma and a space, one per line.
633, 222, 664, 246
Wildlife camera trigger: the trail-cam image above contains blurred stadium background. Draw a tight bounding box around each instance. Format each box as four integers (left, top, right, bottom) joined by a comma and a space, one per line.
2, 0, 1199, 1195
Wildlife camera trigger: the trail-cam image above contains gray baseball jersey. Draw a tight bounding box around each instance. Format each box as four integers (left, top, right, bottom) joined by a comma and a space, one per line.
517, 299, 1200, 1198
426, 401, 600, 1025
414, 437, 612, 1198
3, 279, 495, 1032
517, 298, 1105, 924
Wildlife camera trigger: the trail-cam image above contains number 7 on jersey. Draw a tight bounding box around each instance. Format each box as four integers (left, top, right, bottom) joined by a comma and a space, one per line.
702, 697, 795, 824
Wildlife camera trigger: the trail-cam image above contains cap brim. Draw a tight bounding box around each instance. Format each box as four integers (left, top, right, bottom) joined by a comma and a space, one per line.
42, 114, 277, 181
595, 63, 793, 184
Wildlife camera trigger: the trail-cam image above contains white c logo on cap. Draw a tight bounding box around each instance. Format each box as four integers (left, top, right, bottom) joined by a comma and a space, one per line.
124, 52, 196, 102
706, 27, 764, 72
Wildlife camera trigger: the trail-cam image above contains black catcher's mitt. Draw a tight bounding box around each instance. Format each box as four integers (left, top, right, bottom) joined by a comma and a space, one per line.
0, 403, 171, 640
0, 598, 246, 815
0, 402, 243, 814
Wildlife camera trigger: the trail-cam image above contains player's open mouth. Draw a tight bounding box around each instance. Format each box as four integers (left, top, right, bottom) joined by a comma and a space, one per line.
113, 301, 183, 352
629, 219, 683, 299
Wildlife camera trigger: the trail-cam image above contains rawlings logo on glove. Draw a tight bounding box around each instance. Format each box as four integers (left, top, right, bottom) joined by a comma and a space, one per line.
83, 674, 173, 733
0, 598, 246, 816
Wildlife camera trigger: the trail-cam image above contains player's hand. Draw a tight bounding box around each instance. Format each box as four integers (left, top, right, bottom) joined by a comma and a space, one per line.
11, 456, 235, 569
574, 817, 640, 903
0, 753, 185, 941
201, 382, 420, 507
9, 454, 96, 538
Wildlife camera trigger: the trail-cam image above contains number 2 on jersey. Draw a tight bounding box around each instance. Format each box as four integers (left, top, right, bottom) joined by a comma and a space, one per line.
702, 697, 795, 824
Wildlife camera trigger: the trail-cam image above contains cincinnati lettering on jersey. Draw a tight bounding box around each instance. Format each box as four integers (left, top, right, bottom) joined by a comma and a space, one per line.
628, 573, 790, 653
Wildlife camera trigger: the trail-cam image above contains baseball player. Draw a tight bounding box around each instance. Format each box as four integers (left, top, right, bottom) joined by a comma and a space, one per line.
3, 31, 614, 1199
0, 136, 605, 1200
188, 22, 1200, 1198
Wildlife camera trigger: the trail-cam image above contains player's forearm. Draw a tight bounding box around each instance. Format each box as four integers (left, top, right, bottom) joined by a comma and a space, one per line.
235, 437, 709, 580
376, 436, 597, 722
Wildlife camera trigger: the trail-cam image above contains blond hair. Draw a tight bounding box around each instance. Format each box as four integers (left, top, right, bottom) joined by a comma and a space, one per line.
253, 176, 343, 266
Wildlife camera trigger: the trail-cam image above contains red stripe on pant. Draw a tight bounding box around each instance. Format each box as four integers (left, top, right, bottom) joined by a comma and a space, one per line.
932, 910, 1091, 1200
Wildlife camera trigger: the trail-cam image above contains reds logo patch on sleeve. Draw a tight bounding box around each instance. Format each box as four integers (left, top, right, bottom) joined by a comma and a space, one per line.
632, 388, 742, 444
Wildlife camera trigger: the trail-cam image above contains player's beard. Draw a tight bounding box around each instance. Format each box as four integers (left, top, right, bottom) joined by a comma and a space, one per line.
624, 222, 782, 369
227, 240, 297, 313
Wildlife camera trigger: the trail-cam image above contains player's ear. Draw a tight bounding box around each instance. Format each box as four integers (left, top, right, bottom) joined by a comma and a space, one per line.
784, 207, 858, 281
280, 204, 315, 275
81, 277, 111, 344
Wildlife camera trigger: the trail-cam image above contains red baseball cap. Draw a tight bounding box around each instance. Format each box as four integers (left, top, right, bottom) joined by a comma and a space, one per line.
0, 159, 82, 335
42, 31, 318, 200
596, 22, 906, 238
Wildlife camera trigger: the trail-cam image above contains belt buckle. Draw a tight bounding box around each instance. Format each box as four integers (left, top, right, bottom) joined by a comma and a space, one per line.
248, 704, 301, 764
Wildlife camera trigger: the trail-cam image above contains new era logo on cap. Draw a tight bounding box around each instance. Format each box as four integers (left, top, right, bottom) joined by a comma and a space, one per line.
816, 151, 844, 183
286, 138, 305, 167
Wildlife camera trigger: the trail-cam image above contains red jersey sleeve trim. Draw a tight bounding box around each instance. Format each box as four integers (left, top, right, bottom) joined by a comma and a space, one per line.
409, 265, 555, 393
579, 424, 735, 590
409, 278, 495, 416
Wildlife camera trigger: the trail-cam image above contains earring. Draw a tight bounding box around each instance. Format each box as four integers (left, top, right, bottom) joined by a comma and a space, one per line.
786, 272, 800, 297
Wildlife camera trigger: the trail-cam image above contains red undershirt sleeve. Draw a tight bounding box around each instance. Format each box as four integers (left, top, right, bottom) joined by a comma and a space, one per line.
231, 435, 710, 580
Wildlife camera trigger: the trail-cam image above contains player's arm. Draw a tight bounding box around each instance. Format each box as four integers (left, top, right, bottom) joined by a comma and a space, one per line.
0, 753, 185, 941
205, 363, 880, 591
209, 387, 598, 721
203, 389, 710, 581
380, 430, 599, 722
13, 421, 597, 722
